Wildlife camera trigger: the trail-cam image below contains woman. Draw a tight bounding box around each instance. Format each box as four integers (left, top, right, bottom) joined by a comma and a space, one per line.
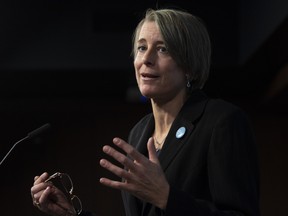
31, 8, 260, 216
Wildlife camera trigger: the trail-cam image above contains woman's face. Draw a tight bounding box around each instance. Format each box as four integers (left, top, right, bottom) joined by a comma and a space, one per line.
134, 21, 186, 102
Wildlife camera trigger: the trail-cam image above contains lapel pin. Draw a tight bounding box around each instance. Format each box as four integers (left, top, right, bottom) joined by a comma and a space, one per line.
176, 126, 186, 139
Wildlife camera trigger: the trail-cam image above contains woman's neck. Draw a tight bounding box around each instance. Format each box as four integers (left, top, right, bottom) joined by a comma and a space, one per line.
151, 93, 189, 149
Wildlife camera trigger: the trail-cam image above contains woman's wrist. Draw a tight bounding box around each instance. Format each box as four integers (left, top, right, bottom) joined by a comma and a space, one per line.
157, 185, 170, 210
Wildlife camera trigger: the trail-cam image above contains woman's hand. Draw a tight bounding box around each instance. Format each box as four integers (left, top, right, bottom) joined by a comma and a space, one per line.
31, 172, 77, 216
99, 137, 170, 210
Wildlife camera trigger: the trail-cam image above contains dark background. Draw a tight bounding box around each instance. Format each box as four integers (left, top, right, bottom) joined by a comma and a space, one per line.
0, 0, 287, 215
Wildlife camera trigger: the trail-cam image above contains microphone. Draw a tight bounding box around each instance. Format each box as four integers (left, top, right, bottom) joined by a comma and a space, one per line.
0, 123, 51, 166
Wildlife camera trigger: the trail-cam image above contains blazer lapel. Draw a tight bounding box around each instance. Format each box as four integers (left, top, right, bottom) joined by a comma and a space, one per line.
158, 91, 209, 171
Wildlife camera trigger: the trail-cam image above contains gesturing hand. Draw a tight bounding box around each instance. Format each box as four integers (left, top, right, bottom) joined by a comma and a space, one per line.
99, 137, 169, 210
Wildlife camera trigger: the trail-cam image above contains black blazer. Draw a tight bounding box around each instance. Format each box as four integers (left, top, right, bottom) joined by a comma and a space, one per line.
122, 90, 260, 216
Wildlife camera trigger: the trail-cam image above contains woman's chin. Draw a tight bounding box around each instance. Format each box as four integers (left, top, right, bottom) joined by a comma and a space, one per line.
139, 88, 153, 98
140, 91, 153, 99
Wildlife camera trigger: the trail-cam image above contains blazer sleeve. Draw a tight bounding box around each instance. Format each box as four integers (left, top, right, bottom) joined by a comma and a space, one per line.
165, 108, 260, 216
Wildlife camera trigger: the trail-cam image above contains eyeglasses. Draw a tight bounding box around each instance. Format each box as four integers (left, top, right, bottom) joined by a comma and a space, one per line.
45, 172, 82, 215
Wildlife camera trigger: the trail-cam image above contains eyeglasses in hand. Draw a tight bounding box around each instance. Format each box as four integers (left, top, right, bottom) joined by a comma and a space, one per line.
45, 172, 82, 215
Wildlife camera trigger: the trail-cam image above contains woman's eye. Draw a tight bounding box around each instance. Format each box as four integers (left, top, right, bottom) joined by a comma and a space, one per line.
137, 46, 147, 52
158, 46, 168, 53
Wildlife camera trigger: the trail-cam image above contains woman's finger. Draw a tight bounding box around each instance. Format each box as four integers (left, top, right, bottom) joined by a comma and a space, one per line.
112, 137, 148, 164
34, 172, 49, 185
102, 144, 138, 173
99, 158, 133, 180
147, 137, 160, 165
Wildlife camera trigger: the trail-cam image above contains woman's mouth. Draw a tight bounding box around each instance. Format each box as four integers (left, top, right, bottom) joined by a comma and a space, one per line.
141, 73, 159, 80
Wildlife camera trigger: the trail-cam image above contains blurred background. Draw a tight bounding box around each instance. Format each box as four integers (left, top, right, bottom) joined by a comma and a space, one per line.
0, 0, 287, 215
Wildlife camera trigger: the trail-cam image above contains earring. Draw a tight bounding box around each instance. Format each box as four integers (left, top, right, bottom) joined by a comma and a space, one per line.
186, 80, 191, 88
186, 74, 191, 88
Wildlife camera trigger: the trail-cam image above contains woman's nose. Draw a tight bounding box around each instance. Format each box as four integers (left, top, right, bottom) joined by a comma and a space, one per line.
142, 49, 155, 65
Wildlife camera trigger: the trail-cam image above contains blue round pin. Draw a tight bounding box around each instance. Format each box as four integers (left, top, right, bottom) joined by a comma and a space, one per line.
176, 127, 186, 139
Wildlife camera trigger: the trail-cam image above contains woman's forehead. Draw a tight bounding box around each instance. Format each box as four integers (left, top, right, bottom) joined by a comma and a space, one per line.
137, 21, 162, 41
